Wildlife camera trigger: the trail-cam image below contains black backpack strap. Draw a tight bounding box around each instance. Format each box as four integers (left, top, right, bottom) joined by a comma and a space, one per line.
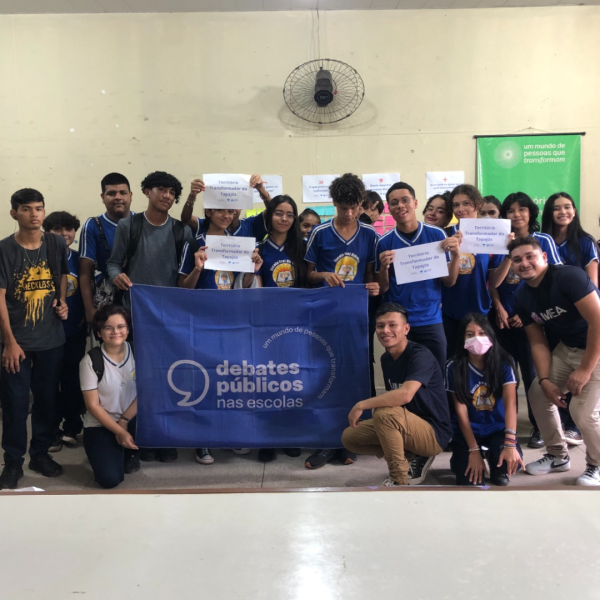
88, 346, 105, 383
172, 219, 198, 263
44, 232, 62, 301
93, 216, 111, 255
123, 213, 144, 273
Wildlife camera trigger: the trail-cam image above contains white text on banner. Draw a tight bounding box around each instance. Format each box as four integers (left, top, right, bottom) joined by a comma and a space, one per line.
204, 174, 253, 209
392, 241, 448, 285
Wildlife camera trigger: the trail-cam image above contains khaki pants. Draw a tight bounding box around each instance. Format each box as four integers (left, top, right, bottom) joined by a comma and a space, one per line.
529, 342, 600, 466
342, 406, 443, 484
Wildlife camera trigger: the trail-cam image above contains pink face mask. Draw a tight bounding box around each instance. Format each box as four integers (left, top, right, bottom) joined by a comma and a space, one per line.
464, 336, 493, 355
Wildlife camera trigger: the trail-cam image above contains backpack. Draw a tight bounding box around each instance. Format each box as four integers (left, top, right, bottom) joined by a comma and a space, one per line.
88, 346, 105, 382
91, 216, 116, 308
123, 213, 197, 272
43, 232, 62, 303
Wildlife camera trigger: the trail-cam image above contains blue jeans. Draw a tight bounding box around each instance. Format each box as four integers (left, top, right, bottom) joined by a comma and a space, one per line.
1, 345, 64, 465
83, 417, 137, 489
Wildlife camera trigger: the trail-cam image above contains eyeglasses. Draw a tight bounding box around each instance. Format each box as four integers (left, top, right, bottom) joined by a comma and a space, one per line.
101, 324, 128, 333
273, 211, 296, 220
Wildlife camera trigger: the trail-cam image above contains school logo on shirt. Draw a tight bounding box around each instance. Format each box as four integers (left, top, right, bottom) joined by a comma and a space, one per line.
215, 271, 234, 290
271, 261, 295, 287
66, 274, 79, 297
335, 253, 359, 281
458, 253, 476, 275
506, 267, 520, 285
472, 384, 495, 411
13, 261, 55, 328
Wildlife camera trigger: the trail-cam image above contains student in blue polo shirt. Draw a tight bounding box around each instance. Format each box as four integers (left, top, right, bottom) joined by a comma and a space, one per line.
79, 173, 133, 324
490, 192, 563, 449
377, 182, 461, 370
441, 184, 505, 358
542, 192, 598, 287
304, 173, 380, 470
179, 208, 263, 465
251, 195, 307, 290
180, 175, 272, 241
445, 312, 524, 486
43, 212, 87, 451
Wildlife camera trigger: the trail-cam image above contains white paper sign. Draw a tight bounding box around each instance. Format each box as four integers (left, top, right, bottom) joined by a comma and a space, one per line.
253, 175, 283, 204
425, 171, 464, 199
203, 174, 253, 209
302, 174, 340, 204
362, 173, 401, 199
393, 241, 448, 285
205, 235, 256, 273
460, 219, 511, 255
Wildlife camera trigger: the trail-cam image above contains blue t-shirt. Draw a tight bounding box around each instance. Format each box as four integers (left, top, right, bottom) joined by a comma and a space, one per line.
258, 238, 296, 288
305, 220, 378, 286
178, 231, 238, 290
441, 224, 503, 320
79, 213, 120, 276
445, 359, 517, 437
64, 249, 85, 338
557, 236, 599, 270
497, 232, 562, 317
192, 214, 267, 242
375, 223, 448, 327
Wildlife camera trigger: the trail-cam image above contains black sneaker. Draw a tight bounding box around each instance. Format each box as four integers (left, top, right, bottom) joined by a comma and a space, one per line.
283, 448, 301, 458
158, 448, 178, 463
29, 453, 63, 478
527, 428, 544, 449
124, 453, 140, 474
139, 449, 158, 462
49, 435, 63, 453
490, 471, 510, 486
258, 448, 276, 462
305, 449, 337, 469
408, 455, 435, 485
0, 463, 24, 489
337, 448, 357, 465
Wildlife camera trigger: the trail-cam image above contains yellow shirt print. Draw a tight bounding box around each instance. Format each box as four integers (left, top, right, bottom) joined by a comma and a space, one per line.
13, 260, 55, 328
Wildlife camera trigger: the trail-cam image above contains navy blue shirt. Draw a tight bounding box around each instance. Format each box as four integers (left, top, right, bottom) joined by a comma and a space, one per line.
381, 341, 452, 448
64, 249, 85, 337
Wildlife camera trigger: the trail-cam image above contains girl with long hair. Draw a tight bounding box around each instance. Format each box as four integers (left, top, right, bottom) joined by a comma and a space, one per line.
445, 313, 524, 486
541, 192, 598, 286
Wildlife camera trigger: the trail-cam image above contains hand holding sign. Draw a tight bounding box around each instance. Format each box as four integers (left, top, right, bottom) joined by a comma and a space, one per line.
392, 241, 449, 285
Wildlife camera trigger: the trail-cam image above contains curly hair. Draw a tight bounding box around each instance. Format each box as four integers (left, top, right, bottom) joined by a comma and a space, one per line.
329, 173, 365, 206
92, 304, 132, 338
141, 171, 183, 202
43, 211, 81, 232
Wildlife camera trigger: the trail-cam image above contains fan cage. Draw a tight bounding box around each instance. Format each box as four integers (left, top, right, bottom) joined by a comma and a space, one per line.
283, 59, 365, 125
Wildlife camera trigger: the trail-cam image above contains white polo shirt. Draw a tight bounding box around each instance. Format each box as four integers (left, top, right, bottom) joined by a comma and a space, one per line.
80, 343, 137, 428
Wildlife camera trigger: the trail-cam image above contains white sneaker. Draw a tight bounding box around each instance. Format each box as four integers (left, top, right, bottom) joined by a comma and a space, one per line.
576, 464, 600, 486
195, 448, 214, 465
564, 430, 583, 446
525, 453, 570, 475
382, 477, 401, 487
231, 448, 251, 455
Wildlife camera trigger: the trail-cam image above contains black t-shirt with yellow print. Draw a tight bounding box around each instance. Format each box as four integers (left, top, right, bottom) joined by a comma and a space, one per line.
0, 234, 69, 351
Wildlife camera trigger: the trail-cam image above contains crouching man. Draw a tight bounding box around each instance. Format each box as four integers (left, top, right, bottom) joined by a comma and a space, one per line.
342, 302, 452, 486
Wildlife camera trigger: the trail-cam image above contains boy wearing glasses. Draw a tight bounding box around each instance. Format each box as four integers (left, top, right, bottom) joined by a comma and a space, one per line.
376, 182, 461, 369
342, 303, 452, 486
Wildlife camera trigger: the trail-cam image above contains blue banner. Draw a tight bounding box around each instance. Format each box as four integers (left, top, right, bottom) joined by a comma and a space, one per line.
131, 285, 370, 448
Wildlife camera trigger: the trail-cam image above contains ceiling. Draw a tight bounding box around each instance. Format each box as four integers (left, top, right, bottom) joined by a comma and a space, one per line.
0, 0, 597, 13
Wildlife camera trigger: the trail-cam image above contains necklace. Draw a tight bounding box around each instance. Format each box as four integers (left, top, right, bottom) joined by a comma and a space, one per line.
24, 242, 43, 270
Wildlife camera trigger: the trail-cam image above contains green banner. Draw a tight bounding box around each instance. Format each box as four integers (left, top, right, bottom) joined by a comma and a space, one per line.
477, 134, 581, 213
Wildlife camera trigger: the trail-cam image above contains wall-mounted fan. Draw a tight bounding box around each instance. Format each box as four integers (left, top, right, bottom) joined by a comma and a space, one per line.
283, 59, 365, 125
